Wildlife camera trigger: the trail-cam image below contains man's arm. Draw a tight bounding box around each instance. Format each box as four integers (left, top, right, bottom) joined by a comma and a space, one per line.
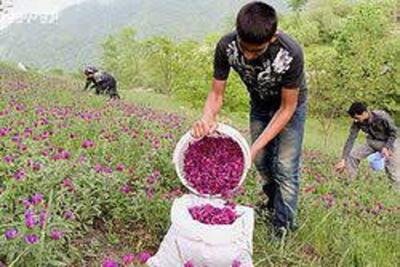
251, 88, 299, 158
84, 79, 91, 90
192, 37, 230, 138
192, 79, 226, 138
342, 123, 360, 159
382, 114, 397, 151
203, 79, 226, 121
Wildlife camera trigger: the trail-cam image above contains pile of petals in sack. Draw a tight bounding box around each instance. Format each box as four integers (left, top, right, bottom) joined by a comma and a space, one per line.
189, 203, 238, 225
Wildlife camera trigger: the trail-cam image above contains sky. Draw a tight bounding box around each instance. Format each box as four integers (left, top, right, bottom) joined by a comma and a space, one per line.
0, 0, 89, 30
12, 0, 86, 14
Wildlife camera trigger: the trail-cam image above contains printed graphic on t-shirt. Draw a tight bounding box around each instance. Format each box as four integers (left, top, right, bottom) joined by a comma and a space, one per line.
226, 40, 293, 100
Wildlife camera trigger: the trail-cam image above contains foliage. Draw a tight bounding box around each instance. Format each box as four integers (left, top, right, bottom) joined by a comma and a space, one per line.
102, 1, 399, 122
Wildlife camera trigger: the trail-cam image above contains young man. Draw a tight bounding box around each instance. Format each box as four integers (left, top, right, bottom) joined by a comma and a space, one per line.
335, 102, 399, 191
83, 66, 120, 99
192, 2, 307, 239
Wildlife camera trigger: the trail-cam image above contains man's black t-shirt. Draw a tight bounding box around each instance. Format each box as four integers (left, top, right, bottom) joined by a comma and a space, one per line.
213, 31, 307, 113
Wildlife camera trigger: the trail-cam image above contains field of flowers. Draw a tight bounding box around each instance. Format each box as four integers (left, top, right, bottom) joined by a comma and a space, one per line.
0, 66, 399, 266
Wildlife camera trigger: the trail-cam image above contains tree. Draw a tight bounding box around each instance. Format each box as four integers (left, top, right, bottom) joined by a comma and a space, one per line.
286, 0, 308, 12
101, 27, 145, 89
333, 1, 399, 113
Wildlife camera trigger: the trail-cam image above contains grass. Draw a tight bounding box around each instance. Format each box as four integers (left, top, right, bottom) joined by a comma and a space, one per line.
121, 88, 358, 156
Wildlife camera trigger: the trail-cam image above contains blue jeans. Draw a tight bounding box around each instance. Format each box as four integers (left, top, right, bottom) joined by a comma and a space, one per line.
250, 103, 306, 230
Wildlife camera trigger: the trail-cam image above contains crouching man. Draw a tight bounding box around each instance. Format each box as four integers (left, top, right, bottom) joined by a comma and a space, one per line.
83, 66, 120, 99
335, 102, 400, 192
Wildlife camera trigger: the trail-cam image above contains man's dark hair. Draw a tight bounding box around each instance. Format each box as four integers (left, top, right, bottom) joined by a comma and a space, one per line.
236, 1, 278, 44
84, 66, 98, 75
348, 102, 368, 117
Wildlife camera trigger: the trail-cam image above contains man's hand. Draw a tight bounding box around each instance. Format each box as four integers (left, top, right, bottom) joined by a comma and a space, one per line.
191, 116, 217, 139
335, 159, 346, 173
381, 147, 393, 159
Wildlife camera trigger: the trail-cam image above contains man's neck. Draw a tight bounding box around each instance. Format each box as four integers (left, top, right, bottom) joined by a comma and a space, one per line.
270, 32, 280, 44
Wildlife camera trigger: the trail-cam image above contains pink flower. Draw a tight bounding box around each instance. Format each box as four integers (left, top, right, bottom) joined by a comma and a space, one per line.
31, 193, 44, 205
304, 185, 316, 194
62, 179, 75, 192
76, 155, 87, 164
5, 228, 19, 240
120, 184, 131, 194
315, 174, 325, 184
27, 159, 34, 167
22, 199, 31, 209
116, 163, 126, 172
146, 175, 156, 185
102, 167, 113, 174
376, 202, 384, 210
121, 253, 135, 265
24, 210, 37, 229
146, 170, 161, 185
184, 261, 195, 267
15, 103, 25, 111
320, 193, 336, 208
13, 169, 25, 180
95, 163, 103, 173
23, 127, 32, 138
151, 138, 160, 149
24, 234, 39, 244
146, 188, 154, 199
232, 259, 241, 267
137, 251, 152, 263
52, 149, 71, 160
40, 131, 51, 140
161, 188, 184, 200
32, 162, 42, 171
50, 229, 64, 240
18, 144, 28, 153
0, 127, 11, 137
39, 210, 49, 229
3, 155, 13, 164
94, 164, 113, 174
82, 140, 95, 149
102, 258, 119, 267
0, 108, 9, 116
11, 134, 20, 142
63, 210, 75, 220
130, 130, 139, 138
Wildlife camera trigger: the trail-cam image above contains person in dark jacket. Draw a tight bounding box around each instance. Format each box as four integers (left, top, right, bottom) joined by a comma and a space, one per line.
336, 102, 399, 192
83, 66, 120, 99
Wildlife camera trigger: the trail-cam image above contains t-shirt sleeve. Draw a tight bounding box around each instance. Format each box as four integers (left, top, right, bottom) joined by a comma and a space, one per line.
213, 39, 231, 81
281, 46, 304, 89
